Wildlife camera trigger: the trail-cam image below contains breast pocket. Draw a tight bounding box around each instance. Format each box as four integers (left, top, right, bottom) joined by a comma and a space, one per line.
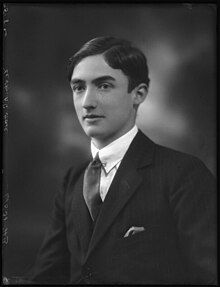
114, 225, 164, 259
120, 228, 148, 245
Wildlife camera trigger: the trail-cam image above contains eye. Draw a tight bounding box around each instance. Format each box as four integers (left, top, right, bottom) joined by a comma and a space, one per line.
72, 84, 85, 93
98, 83, 112, 90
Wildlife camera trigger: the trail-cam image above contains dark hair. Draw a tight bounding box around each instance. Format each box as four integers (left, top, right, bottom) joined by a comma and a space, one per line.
67, 36, 150, 93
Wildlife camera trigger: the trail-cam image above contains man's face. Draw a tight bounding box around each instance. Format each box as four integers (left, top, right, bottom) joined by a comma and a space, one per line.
70, 54, 137, 148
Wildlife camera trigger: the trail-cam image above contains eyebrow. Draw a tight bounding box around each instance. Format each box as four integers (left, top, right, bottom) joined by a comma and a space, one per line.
70, 75, 116, 86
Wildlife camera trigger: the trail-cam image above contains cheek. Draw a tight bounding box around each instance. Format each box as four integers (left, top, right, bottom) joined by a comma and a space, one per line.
73, 99, 81, 114
103, 93, 128, 109
109, 97, 133, 115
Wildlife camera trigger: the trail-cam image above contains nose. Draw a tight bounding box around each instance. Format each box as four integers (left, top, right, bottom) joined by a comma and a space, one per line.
82, 87, 97, 110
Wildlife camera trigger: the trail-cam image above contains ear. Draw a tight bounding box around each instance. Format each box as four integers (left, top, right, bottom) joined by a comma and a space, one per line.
132, 83, 148, 106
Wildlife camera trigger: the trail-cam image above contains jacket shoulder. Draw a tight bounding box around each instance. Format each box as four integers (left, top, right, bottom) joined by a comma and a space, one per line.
138, 130, 211, 174
154, 143, 212, 176
151, 142, 216, 199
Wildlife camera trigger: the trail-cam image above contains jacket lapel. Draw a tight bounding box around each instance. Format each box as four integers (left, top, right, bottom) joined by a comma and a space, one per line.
70, 162, 94, 255
84, 130, 155, 262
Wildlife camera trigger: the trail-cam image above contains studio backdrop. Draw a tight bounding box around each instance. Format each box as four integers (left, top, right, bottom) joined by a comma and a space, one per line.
3, 3, 216, 278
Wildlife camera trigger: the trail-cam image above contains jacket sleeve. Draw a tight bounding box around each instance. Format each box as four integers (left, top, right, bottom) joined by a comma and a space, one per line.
25, 167, 74, 284
169, 156, 217, 284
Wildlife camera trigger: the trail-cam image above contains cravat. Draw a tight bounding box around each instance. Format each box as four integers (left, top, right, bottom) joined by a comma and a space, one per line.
83, 153, 102, 221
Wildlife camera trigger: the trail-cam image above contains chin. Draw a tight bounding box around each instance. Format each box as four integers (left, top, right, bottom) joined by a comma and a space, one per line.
83, 126, 104, 139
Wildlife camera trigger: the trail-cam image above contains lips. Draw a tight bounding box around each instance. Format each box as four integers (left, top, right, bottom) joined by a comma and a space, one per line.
83, 115, 104, 119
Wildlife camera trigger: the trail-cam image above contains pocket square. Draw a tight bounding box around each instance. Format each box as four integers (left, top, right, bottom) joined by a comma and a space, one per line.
124, 226, 145, 238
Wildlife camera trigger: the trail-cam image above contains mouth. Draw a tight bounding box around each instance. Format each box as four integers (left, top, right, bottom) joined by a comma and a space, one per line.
83, 115, 104, 120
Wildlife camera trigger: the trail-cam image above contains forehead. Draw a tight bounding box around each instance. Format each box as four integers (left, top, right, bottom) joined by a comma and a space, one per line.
71, 54, 128, 83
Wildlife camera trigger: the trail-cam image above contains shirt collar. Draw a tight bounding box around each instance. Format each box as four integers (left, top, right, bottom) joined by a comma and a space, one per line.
91, 125, 138, 174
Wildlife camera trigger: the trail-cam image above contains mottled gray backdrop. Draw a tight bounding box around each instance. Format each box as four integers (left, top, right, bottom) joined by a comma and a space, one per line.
3, 3, 216, 278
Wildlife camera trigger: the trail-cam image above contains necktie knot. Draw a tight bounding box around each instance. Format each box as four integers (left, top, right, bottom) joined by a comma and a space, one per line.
91, 154, 102, 168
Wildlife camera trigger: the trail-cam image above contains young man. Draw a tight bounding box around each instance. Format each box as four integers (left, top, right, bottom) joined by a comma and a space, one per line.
28, 37, 216, 284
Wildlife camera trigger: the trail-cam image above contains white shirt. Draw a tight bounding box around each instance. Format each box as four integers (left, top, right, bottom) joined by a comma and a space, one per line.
91, 125, 138, 201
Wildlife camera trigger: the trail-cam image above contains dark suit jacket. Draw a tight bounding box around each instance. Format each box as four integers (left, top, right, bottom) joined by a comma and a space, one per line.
28, 130, 217, 284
